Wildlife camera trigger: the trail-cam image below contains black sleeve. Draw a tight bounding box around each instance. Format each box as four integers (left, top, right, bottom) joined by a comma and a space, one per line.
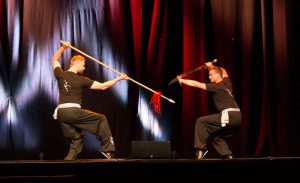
206, 83, 218, 92
54, 67, 63, 78
81, 76, 94, 88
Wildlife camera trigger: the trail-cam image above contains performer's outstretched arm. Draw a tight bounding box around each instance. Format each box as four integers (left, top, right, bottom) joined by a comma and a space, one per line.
90, 74, 128, 90
177, 76, 206, 90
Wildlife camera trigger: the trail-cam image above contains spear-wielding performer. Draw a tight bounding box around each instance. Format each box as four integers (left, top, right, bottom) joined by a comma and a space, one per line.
52, 41, 129, 160
168, 59, 217, 85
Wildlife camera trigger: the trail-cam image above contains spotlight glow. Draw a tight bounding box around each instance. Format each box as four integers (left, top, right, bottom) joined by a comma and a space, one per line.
0, 80, 7, 112
138, 91, 165, 140
102, 44, 128, 104
7, 97, 17, 124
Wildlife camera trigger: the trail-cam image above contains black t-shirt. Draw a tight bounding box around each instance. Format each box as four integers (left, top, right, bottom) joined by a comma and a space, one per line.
205, 77, 239, 111
54, 67, 94, 105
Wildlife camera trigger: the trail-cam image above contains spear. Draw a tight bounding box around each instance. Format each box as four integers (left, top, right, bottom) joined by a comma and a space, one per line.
60, 40, 175, 104
168, 59, 217, 85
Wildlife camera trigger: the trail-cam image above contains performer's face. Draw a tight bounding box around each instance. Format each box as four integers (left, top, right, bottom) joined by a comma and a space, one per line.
208, 70, 221, 83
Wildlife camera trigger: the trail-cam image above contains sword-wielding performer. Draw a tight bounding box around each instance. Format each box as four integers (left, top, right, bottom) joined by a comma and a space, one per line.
52, 41, 128, 160
177, 62, 242, 159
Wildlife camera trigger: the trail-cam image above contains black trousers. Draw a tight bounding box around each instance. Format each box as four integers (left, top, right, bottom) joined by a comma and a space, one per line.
194, 111, 242, 156
57, 107, 115, 160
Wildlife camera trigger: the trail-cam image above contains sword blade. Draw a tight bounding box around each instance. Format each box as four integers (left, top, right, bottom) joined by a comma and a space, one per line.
168, 66, 205, 85
168, 77, 178, 85
168, 59, 217, 85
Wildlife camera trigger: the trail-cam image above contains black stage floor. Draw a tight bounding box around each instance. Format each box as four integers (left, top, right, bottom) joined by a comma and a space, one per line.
0, 157, 299, 182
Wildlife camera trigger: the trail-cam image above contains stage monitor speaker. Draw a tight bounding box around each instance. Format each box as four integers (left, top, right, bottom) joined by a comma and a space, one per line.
131, 141, 171, 159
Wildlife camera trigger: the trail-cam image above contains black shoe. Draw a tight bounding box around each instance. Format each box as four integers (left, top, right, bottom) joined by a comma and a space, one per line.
222, 154, 233, 159
100, 152, 114, 159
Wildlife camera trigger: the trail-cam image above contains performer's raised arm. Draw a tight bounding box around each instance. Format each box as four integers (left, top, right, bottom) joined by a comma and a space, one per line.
52, 42, 70, 69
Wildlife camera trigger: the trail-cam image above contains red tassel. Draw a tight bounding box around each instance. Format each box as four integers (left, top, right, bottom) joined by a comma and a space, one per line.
150, 92, 162, 114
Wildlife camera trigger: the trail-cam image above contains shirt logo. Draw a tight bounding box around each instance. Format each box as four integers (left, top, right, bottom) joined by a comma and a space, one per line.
225, 88, 234, 97
64, 80, 71, 92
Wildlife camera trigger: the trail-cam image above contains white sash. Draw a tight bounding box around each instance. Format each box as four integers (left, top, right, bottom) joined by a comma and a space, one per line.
53, 103, 81, 119
221, 108, 240, 127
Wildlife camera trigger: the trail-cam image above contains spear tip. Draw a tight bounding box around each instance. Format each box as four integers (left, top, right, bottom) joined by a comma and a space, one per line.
168, 99, 176, 103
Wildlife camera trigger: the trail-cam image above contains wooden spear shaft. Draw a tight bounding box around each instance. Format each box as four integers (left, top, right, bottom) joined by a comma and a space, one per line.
60, 40, 175, 103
